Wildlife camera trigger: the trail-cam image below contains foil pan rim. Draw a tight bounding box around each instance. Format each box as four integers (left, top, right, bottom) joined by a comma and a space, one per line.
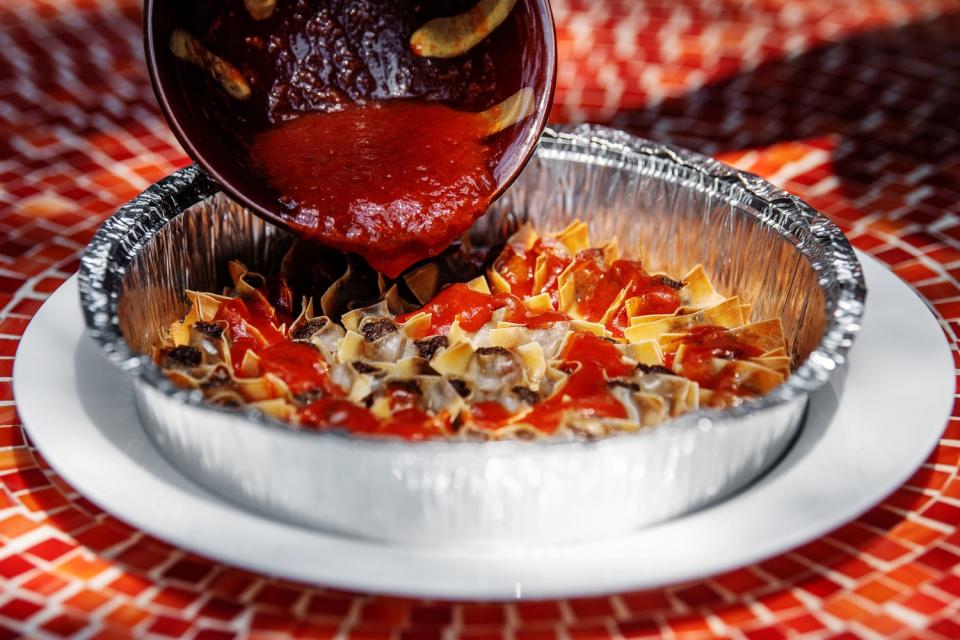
78, 125, 866, 450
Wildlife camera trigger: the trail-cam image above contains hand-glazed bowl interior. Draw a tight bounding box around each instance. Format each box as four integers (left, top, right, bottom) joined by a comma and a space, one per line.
79, 126, 865, 544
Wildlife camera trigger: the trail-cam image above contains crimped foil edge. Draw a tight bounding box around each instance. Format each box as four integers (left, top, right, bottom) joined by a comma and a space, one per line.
78, 125, 866, 449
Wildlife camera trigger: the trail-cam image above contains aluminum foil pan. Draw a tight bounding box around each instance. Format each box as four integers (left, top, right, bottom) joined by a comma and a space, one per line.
78, 125, 865, 545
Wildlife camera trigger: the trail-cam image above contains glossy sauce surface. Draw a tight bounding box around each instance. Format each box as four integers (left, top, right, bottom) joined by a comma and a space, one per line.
251, 100, 496, 277
258, 342, 333, 395
492, 238, 570, 303
567, 251, 682, 336
669, 325, 764, 391
396, 283, 570, 334
521, 333, 632, 433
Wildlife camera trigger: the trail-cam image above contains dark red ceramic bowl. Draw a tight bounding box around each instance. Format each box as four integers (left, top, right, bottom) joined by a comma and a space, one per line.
144, 0, 557, 235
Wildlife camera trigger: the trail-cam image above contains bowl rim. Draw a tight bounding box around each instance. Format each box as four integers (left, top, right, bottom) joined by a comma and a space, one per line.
78, 125, 866, 450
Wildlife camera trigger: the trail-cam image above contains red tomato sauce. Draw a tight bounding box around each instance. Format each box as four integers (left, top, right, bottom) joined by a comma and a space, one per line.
215, 298, 282, 373
560, 332, 635, 378
300, 398, 379, 433
520, 333, 634, 433
492, 238, 571, 301
251, 100, 496, 278
396, 283, 570, 334
298, 384, 449, 440
493, 244, 538, 297
564, 250, 681, 337
670, 325, 764, 391
258, 342, 334, 396
396, 283, 504, 334
520, 367, 628, 433
467, 401, 515, 430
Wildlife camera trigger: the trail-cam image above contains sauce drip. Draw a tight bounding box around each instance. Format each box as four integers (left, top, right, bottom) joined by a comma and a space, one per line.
251, 100, 497, 278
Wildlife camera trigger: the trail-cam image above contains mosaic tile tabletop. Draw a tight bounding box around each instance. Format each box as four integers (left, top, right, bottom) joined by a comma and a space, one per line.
2, 0, 960, 637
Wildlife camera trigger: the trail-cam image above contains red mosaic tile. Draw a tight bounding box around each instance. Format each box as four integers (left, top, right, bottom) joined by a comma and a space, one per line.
0, 426, 24, 447
359, 600, 410, 626
619, 590, 672, 613
781, 613, 826, 634
250, 610, 298, 634
193, 630, 239, 640
568, 597, 616, 620
874, 246, 917, 266
252, 582, 302, 608
515, 602, 563, 623
798, 575, 845, 599
929, 617, 960, 639
916, 546, 960, 571
513, 629, 559, 640
899, 591, 948, 616
151, 584, 200, 609
712, 602, 755, 626
0, 597, 43, 622
922, 501, 960, 527
859, 613, 908, 636
20, 571, 69, 597
161, 557, 215, 584
617, 619, 662, 639
25, 537, 75, 562
113, 544, 169, 572
673, 582, 725, 607
197, 596, 244, 622
40, 614, 87, 637
460, 604, 507, 626
1, 467, 49, 492
146, 615, 192, 638
0, 554, 36, 579
742, 626, 787, 640
73, 523, 132, 552
63, 589, 111, 614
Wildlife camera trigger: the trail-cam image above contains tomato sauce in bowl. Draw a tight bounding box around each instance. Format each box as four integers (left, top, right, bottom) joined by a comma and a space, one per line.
251, 100, 497, 277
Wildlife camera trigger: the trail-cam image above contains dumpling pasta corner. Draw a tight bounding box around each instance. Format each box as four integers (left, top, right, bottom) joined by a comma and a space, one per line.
153, 221, 790, 440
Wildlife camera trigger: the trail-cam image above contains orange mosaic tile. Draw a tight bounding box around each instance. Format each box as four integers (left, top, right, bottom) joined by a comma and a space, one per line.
55, 552, 112, 581
0, 448, 36, 473
0, 512, 42, 539
151, 584, 201, 609
891, 520, 945, 547
17, 486, 69, 512
63, 588, 112, 614
859, 612, 909, 636
780, 612, 826, 635
104, 573, 152, 600
102, 602, 151, 628
899, 591, 949, 616
20, 570, 70, 597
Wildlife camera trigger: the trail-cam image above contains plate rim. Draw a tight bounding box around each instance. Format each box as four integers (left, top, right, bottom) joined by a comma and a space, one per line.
13, 252, 953, 600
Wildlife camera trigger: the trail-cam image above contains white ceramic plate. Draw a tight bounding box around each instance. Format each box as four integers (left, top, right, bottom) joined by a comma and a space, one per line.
14, 253, 952, 600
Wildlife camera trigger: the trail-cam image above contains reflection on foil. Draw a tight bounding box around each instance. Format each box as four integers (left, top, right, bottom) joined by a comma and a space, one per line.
77, 126, 865, 545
